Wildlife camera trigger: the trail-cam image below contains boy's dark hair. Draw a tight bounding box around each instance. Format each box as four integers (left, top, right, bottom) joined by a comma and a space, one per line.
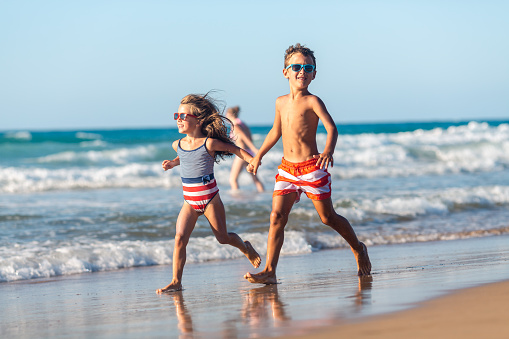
180, 92, 235, 162
284, 43, 316, 69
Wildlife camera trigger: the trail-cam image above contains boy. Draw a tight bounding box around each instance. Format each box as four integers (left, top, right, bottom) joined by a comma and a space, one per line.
245, 43, 371, 284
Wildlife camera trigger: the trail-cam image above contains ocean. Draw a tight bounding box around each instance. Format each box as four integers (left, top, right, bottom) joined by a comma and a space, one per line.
1, 120, 509, 283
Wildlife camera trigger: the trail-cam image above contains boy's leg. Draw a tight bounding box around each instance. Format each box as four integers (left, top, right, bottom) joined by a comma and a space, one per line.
244, 193, 297, 284
312, 198, 371, 276
205, 194, 261, 268
156, 203, 199, 293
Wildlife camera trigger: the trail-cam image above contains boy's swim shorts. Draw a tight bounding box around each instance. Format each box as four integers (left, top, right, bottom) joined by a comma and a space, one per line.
273, 157, 331, 203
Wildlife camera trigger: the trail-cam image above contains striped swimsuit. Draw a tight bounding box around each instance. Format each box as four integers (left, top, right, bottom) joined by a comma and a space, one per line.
177, 138, 219, 213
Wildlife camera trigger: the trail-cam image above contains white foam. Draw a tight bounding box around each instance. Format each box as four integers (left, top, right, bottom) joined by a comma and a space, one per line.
342, 185, 509, 223
0, 231, 316, 282
2, 122, 508, 193
3, 225, 508, 282
75, 132, 103, 140
4, 131, 32, 140
0, 233, 274, 282
0, 164, 182, 193
327, 123, 509, 179
79, 140, 107, 147
36, 145, 158, 165
247, 123, 509, 180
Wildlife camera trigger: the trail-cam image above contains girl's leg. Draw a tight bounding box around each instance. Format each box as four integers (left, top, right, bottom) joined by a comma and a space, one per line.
156, 203, 199, 293
204, 193, 261, 268
229, 157, 245, 190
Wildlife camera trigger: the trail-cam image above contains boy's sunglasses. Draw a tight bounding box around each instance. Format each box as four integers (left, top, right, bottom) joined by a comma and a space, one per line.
286, 64, 316, 73
174, 113, 197, 121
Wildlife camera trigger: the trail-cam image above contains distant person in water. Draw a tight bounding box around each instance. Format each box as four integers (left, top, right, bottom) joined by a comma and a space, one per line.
244, 43, 371, 285
226, 106, 265, 192
157, 93, 261, 293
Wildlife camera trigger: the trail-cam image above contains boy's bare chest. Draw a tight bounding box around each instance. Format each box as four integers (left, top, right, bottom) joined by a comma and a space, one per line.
280, 107, 318, 132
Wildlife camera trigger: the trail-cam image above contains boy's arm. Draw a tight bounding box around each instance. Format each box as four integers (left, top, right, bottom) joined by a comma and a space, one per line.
312, 97, 338, 169
248, 102, 283, 174
162, 140, 180, 171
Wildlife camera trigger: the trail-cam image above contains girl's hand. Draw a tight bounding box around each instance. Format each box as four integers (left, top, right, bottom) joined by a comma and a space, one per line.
248, 157, 262, 174
313, 153, 334, 169
162, 160, 174, 171
246, 163, 255, 173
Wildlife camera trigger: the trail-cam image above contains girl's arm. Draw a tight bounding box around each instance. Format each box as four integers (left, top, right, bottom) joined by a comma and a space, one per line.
162, 140, 181, 171
162, 157, 180, 171
207, 138, 253, 163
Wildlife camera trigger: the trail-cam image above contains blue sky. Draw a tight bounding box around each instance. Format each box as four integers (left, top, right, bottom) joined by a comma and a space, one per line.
1, 1, 508, 131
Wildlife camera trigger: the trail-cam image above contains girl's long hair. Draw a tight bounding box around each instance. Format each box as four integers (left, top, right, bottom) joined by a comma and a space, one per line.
180, 92, 235, 162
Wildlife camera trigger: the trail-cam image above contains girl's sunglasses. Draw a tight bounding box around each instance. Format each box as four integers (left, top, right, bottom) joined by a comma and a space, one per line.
174, 113, 197, 121
286, 64, 316, 73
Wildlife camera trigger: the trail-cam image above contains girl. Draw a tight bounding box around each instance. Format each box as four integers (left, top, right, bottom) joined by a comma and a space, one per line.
157, 93, 261, 293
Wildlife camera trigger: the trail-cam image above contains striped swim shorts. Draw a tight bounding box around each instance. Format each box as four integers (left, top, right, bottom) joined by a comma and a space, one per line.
273, 157, 331, 203
182, 173, 219, 213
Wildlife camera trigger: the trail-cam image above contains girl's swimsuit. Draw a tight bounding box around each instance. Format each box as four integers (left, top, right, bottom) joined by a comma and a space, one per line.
273, 157, 331, 203
177, 137, 219, 213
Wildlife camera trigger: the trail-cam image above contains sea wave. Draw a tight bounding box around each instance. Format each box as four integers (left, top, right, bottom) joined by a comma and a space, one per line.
352, 185, 509, 220
3, 131, 32, 141
327, 122, 509, 179
75, 132, 103, 140
0, 158, 274, 193
2, 227, 508, 282
2, 122, 508, 190
36, 145, 162, 165
0, 164, 182, 193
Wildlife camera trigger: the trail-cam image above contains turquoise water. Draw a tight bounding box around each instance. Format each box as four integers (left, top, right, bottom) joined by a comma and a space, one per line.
1, 119, 509, 282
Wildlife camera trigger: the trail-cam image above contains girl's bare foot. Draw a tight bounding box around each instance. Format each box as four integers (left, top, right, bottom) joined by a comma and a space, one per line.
244, 241, 261, 268
353, 242, 372, 276
156, 281, 182, 294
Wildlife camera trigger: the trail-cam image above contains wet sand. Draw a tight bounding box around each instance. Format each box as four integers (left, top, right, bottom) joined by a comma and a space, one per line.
284, 280, 509, 339
1, 234, 508, 338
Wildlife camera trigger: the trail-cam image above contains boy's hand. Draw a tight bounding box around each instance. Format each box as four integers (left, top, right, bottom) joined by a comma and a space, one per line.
313, 153, 334, 169
162, 160, 174, 171
248, 157, 262, 175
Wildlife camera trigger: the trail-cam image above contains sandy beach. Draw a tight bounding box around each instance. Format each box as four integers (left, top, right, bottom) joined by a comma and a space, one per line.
2, 234, 508, 338
287, 280, 509, 339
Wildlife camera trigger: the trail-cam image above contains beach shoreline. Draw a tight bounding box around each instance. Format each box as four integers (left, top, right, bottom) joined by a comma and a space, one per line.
281, 279, 509, 339
2, 235, 509, 338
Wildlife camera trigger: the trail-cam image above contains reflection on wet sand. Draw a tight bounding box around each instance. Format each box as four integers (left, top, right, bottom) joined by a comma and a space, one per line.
354, 275, 373, 309
172, 291, 193, 338
241, 284, 290, 327
167, 275, 373, 338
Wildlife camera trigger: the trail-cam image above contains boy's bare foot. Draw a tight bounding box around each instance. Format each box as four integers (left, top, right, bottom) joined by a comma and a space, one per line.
156, 281, 182, 294
244, 241, 261, 268
244, 271, 277, 284
353, 242, 372, 276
